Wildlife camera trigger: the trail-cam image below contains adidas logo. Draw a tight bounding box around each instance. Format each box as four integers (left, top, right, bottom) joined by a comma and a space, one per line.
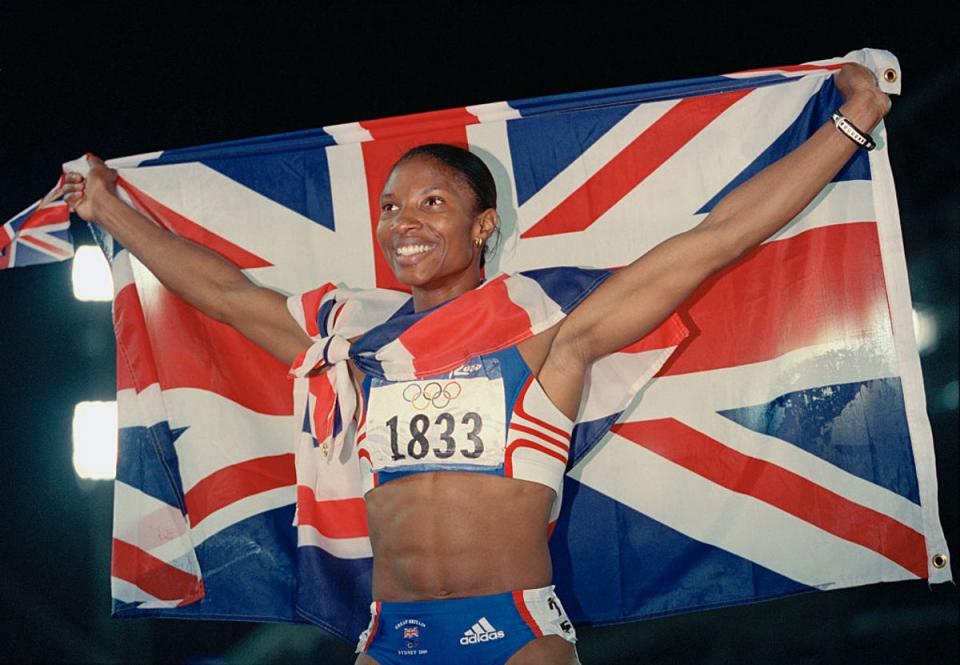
459, 617, 505, 645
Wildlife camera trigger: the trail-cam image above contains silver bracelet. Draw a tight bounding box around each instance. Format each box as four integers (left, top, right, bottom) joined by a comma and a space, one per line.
831, 112, 876, 151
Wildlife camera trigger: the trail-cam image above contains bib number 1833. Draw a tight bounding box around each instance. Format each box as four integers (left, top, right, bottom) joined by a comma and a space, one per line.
386, 411, 484, 461
364, 368, 506, 470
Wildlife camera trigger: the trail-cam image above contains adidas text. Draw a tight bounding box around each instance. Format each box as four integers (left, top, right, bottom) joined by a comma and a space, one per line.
460, 630, 505, 645
460, 617, 505, 645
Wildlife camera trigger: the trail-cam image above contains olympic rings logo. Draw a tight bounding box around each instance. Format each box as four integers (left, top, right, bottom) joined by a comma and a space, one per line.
402, 381, 462, 410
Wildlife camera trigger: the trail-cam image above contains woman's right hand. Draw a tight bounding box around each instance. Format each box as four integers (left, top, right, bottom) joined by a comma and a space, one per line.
59, 153, 312, 365
63, 155, 118, 222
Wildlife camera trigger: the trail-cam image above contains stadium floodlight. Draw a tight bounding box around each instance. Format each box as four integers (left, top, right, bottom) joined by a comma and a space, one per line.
71, 245, 114, 301
912, 307, 939, 355
72, 401, 118, 480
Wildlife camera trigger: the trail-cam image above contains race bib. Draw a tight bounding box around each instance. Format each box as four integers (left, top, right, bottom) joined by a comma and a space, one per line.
363, 357, 507, 472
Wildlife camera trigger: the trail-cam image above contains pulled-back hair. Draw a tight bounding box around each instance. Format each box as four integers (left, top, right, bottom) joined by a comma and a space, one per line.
393, 144, 497, 212
391, 144, 499, 267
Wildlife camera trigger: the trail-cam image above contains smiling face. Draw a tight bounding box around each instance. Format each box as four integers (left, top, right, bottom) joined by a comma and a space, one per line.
377, 155, 496, 309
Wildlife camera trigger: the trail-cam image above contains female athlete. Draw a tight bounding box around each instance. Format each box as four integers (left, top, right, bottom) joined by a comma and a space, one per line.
63, 64, 889, 665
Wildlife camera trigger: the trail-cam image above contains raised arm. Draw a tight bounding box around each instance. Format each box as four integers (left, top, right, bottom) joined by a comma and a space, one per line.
64, 156, 312, 365
541, 64, 890, 406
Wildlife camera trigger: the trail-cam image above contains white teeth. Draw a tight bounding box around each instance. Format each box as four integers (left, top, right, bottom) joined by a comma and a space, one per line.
396, 244, 433, 257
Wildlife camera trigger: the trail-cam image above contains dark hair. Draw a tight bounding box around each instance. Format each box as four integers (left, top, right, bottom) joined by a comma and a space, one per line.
391, 144, 499, 267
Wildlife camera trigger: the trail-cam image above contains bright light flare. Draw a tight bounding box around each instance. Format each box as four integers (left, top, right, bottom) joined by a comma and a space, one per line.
72, 401, 118, 480
71, 245, 114, 301
912, 308, 939, 355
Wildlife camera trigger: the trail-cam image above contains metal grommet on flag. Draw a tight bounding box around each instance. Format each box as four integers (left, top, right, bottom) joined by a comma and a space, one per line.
883, 68, 897, 84
932, 553, 948, 569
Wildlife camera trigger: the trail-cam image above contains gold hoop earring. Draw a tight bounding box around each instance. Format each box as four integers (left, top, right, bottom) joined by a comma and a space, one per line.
474, 238, 482, 247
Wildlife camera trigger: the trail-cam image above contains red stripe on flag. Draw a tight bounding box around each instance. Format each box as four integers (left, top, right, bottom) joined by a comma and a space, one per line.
111, 538, 204, 602
521, 88, 754, 238
617, 312, 688, 354
309, 375, 337, 443
613, 418, 928, 578
19, 203, 69, 231
116, 351, 138, 391
296, 486, 369, 539
299, 284, 337, 337
1, 223, 16, 248
658, 222, 890, 376
113, 273, 292, 414
731, 63, 844, 75
361, 107, 479, 140
399, 276, 533, 375
20, 234, 71, 257
184, 453, 296, 526
359, 111, 475, 290
115, 283, 160, 391
118, 178, 272, 270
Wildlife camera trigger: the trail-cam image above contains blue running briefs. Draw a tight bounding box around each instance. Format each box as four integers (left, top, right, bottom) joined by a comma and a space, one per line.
356, 586, 576, 664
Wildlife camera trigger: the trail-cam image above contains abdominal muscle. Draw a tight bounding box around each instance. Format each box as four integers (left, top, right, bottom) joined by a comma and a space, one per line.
365, 472, 556, 601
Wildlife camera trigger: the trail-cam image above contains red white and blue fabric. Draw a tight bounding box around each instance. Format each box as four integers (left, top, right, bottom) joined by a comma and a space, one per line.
5, 48, 952, 641
285, 269, 687, 571
0, 178, 72, 269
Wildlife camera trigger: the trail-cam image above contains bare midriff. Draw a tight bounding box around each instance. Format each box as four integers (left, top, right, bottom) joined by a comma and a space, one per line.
365, 471, 556, 601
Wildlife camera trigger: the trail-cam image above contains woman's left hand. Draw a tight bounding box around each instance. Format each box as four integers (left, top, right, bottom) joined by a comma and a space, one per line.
834, 63, 891, 119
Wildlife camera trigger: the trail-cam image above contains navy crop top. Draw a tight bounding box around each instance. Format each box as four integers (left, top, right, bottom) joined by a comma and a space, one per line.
356, 346, 573, 513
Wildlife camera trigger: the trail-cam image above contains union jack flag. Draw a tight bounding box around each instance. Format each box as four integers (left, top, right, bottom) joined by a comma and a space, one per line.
0, 179, 72, 269
5, 48, 951, 642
